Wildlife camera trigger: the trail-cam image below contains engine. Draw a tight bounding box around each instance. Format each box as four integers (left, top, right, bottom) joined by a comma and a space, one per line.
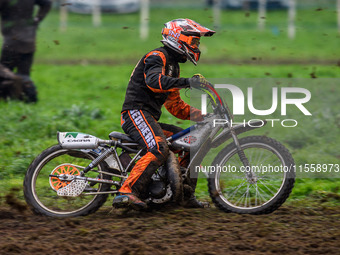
147, 166, 167, 199
148, 179, 167, 199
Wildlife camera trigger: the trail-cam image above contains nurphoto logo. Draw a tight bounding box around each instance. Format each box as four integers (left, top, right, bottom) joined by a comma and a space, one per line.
199, 84, 312, 128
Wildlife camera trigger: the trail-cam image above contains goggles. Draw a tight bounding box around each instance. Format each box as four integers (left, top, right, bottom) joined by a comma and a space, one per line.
162, 28, 200, 49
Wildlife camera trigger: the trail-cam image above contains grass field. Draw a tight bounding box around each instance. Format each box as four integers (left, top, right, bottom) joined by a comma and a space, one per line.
0, 8, 339, 203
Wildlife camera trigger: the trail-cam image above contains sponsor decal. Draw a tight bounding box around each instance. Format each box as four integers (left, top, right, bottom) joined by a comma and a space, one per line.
65, 132, 78, 138
66, 139, 91, 143
183, 136, 197, 144
168, 30, 180, 39
167, 65, 174, 76
130, 110, 156, 148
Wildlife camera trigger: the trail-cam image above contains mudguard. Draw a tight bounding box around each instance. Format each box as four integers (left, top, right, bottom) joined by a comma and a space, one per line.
165, 151, 183, 204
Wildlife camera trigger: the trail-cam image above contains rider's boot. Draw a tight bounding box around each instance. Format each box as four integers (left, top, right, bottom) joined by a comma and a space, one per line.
112, 193, 147, 210
183, 176, 209, 208
184, 194, 210, 208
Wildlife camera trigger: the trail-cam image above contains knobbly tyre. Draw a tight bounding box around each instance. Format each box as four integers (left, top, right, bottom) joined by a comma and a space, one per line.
23, 83, 296, 217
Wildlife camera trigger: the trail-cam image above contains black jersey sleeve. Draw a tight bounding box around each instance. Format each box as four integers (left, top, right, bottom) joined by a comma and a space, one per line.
143, 51, 189, 93
35, 0, 52, 22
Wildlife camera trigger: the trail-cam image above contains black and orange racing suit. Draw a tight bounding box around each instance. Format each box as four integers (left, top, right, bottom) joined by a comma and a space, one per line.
119, 46, 202, 197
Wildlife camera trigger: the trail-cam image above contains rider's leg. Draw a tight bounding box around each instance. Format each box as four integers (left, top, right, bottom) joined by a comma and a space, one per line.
159, 123, 208, 208
113, 110, 169, 208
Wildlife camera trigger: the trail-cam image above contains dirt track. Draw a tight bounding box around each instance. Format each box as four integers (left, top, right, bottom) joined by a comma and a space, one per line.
0, 195, 339, 255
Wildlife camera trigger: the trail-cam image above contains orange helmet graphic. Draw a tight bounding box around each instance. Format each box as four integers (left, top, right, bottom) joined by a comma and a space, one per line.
161, 19, 215, 65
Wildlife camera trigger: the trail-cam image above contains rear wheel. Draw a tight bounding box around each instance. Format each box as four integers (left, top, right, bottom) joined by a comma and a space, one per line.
208, 136, 295, 214
24, 145, 113, 217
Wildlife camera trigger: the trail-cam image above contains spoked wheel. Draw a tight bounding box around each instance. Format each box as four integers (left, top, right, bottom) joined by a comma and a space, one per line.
24, 145, 114, 217
208, 136, 295, 214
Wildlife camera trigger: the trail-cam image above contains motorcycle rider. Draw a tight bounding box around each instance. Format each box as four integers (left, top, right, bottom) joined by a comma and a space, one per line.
113, 19, 215, 209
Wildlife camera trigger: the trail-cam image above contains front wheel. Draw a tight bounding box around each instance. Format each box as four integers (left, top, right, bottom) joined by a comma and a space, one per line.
24, 145, 114, 217
208, 136, 295, 214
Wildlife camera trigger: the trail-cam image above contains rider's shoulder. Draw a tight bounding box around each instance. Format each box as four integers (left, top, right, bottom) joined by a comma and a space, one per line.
144, 47, 169, 63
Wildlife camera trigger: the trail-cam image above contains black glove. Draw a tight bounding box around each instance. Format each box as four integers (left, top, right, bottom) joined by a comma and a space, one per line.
189, 74, 211, 89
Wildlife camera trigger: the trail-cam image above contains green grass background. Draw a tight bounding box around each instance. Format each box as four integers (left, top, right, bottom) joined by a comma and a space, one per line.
0, 8, 339, 203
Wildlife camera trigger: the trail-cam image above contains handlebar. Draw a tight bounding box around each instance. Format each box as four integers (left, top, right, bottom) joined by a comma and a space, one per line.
194, 82, 233, 122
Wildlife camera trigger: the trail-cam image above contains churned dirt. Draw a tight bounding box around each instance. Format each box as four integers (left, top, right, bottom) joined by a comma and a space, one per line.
0, 191, 339, 255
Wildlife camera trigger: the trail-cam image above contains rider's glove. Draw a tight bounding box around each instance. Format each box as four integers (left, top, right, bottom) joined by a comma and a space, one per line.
189, 74, 211, 89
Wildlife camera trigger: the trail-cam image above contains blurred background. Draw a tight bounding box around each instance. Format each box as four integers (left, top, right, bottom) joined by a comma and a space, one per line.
38, 0, 339, 64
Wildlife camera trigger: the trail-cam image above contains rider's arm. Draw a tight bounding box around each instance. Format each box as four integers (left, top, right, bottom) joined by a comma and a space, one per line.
35, 0, 52, 23
144, 51, 189, 93
164, 91, 203, 122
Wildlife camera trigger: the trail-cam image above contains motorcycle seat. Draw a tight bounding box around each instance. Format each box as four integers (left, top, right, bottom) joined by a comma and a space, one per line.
109, 131, 135, 143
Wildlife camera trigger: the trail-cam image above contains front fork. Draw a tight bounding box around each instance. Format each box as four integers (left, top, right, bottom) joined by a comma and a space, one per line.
227, 121, 257, 184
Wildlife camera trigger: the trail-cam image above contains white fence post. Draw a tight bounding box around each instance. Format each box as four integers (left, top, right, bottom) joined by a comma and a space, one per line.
213, 0, 222, 30
288, 0, 296, 39
140, 0, 149, 40
92, 0, 102, 27
258, 0, 267, 30
60, 0, 68, 32
337, 0, 340, 34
